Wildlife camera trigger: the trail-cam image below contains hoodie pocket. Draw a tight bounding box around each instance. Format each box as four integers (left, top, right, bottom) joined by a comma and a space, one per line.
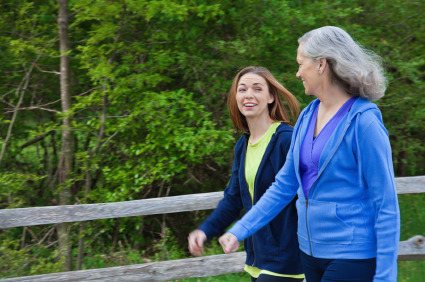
303, 199, 354, 245
253, 224, 280, 257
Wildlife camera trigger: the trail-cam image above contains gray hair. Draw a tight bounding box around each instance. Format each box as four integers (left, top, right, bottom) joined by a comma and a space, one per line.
298, 26, 387, 100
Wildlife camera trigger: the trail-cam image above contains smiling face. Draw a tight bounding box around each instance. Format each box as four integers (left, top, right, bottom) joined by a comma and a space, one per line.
296, 44, 322, 96
236, 73, 274, 121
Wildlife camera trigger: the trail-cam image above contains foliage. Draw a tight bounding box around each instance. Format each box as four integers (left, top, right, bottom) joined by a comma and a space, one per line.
0, 172, 45, 208
0, 236, 62, 276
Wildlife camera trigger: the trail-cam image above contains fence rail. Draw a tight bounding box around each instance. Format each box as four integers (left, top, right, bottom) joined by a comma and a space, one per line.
1, 175, 425, 281
1, 175, 424, 229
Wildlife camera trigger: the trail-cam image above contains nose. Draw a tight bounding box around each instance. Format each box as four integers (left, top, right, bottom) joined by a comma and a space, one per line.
296, 70, 301, 79
245, 88, 254, 98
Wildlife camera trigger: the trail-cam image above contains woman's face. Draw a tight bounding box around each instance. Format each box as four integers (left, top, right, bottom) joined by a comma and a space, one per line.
236, 73, 274, 121
296, 44, 322, 96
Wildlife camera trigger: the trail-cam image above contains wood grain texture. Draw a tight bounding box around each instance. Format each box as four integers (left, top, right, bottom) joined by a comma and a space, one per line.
0, 192, 223, 228
395, 175, 425, 194
1, 176, 424, 229
398, 235, 425, 261
2, 252, 246, 281
3, 236, 425, 281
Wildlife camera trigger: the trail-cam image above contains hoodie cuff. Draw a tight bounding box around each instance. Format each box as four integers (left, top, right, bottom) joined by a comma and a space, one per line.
227, 222, 251, 242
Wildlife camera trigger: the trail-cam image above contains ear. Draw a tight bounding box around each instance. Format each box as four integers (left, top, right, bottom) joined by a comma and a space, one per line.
268, 94, 275, 104
317, 58, 327, 74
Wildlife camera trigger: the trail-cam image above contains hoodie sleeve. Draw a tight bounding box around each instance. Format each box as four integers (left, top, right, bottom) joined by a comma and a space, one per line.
356, 109, 400, 282
198, 137, 245, 239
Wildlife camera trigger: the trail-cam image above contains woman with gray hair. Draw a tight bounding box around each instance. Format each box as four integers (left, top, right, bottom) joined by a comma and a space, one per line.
218, 26, 400, 282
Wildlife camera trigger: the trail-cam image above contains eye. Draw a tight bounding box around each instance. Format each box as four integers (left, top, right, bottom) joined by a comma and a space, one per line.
238, 88, 246, 92
255, 88, 262, 92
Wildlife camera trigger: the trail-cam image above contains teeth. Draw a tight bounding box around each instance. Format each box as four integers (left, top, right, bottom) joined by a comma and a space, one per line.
245, 104, 256, 106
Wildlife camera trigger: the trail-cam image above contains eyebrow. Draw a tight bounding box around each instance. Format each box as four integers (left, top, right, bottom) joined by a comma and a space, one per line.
238, 82, 264, 86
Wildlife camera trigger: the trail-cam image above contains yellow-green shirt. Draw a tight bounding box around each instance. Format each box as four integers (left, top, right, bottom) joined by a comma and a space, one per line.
245, 122, 280, 201
244, 122, 305, 280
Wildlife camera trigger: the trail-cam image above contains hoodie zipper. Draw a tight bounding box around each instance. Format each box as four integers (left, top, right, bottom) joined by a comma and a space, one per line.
303, 119, 353, 257
247, 131, 278, 267
244, 137, 256, 267
249, 177, 256, 267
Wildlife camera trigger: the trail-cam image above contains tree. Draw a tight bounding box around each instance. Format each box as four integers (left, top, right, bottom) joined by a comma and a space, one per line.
57, 0, 73, 271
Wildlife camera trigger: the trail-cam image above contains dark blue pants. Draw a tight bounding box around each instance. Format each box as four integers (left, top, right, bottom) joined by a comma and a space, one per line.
300, 250, 376, 282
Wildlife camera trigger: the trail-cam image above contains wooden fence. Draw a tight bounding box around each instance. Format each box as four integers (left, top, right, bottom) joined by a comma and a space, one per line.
1, 175, 425, 281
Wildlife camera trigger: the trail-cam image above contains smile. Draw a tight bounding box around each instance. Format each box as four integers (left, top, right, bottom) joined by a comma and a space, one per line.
244, 103, 257, 107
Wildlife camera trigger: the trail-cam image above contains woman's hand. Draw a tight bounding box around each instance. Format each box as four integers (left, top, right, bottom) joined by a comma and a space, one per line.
219, 233, 239, 254
188, 229, 207, 256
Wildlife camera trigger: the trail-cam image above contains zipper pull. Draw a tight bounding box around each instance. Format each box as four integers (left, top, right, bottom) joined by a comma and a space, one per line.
306, 199, 308, 207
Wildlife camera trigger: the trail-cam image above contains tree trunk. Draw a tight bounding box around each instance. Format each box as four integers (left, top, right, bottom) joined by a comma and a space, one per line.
57, 0, 73, 271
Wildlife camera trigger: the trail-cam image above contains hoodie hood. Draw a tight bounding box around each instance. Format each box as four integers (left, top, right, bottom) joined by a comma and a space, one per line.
303, 97, 381, 123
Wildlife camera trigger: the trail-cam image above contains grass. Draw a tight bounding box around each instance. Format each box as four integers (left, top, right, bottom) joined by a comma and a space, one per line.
397, 194, 425, 282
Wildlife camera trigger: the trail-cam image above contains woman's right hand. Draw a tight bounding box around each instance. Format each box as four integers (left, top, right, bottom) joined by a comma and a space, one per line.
188, 229, 207, 257
218, 233, 239, 254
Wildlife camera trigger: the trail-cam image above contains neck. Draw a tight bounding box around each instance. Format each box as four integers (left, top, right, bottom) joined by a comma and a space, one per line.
316, 82, 353, 111
247, 116, 275, 144
313, 85, 353, 137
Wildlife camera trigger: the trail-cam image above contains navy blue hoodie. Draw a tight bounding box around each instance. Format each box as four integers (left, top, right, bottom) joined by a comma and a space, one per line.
199, 123, 303, 275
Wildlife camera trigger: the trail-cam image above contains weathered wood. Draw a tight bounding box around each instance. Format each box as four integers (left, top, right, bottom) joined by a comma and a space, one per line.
398, 235, 425, 261
1, 175, 425, 229
0, 192, 223, 229
2, 252, 246, 281
3, 236, 425, 281
395, 176, 425, 194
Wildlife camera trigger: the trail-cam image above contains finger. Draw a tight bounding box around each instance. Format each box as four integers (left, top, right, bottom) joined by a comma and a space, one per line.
225, 241, 235, 254
194, 235, 203, 247
188, 239, 201, 252
188, 237, 204, 256
188, 235, 197, 247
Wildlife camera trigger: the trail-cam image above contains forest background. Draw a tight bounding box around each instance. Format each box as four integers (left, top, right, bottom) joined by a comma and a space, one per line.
0, 0, 424, 281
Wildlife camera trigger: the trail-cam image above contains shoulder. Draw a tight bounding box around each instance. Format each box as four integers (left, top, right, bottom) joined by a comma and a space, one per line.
303, 99, 320, 114
276, 122, 293, 133
352, 104, 389, 144
354, 106, 384, 133
275, 123, 294, 144
276, 122, 293, 135
234, 133, 248, 153
351, 98, 382, 123
296, 99, 320, 124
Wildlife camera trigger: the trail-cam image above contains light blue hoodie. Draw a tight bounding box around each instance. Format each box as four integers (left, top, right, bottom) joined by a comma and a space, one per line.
228, 97, 400, 282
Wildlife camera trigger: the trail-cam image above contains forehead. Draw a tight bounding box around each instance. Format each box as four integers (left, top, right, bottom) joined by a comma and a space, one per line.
238, 73, 266, 84
296, 44, 308, 61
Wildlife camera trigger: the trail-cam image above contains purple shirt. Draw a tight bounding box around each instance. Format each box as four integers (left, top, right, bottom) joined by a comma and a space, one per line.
300, 96, 358, 198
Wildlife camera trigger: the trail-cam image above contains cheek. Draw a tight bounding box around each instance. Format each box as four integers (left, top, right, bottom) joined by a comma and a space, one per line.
236, 93, 243, 104
236, 95, 244, 109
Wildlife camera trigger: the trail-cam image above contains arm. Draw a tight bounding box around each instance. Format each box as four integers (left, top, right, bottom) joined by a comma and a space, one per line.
197, 140, 244, 239
189, 138, 245, 255
189, 140, 244, 256
357, 112, 400, 282
224, 139, 299, 242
